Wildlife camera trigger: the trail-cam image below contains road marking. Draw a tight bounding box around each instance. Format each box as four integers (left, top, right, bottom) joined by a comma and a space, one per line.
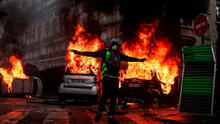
0, 108, 30, 124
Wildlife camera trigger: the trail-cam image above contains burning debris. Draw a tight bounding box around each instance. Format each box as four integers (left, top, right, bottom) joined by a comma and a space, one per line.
0, 56, 29, 92
65, 24, 180, 95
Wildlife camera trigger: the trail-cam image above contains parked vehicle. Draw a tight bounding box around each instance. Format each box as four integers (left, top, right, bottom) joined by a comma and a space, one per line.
58, 74, 100, 102
118, 77, 163, 107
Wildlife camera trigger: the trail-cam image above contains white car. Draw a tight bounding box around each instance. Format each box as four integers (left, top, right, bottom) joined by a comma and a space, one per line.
58, 74, 100, 102
0, 77, 43, 97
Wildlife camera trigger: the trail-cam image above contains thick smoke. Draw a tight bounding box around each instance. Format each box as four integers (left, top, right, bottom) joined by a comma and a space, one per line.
0, 0, 210, 57
0, 0, 29, 59
77, 0, 209, 58
119, 0, 209, 41
77, 0, 209, 44
72, 0, 118, 37
86, 0, 117, 14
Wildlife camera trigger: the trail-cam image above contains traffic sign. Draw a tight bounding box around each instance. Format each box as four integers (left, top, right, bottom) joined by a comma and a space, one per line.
193, 14, 209, 36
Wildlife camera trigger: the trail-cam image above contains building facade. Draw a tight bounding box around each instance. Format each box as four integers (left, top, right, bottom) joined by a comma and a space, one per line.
18, 0, 72, 70
13, 0, 121, 71
180, 0, 218, 47
1, 0, 218, 71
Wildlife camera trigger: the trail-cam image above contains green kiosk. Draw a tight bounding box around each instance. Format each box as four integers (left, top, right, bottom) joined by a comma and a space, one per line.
179, 45, 216, 115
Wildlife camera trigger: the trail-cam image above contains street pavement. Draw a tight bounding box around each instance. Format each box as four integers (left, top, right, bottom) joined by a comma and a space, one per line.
0, 97, 219, 124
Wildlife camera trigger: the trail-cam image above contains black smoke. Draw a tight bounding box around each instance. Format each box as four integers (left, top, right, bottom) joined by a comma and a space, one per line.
118, 0, 209, 41
76, 0, 117, 14
119, 0, 164, 40
0, 10, 6, 19
86, 0, 117, 14
71, 0, 118, 37
0, 0, 28, 59
77, 0, 209, 44
76, 0, 209, 58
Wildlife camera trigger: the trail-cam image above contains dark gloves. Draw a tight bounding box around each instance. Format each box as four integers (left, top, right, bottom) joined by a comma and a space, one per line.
139, 58, 147, 62
71, 49, 81, 54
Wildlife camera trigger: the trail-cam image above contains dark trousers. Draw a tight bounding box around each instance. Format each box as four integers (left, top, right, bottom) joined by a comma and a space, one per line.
98, 76, 119, 116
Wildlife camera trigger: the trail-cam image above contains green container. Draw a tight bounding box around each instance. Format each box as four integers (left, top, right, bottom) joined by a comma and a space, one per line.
180, 45, 216, 115
183, 45, 214, 62
183, 45, 211, 52
182, 76, 213, 95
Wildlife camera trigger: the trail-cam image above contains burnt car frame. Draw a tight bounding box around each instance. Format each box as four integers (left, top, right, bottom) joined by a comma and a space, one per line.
118, 77, 163, 107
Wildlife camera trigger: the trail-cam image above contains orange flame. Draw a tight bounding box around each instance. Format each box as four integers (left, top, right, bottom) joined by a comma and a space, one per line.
65, 24, 105, 75
0, 56, 29, 92
120, 23, 181, 94
65, 24, 180, 94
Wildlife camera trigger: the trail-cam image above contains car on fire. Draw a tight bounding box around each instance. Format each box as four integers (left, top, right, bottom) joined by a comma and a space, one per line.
58, 74, 101, 102
118, 77, 163, 107
0, 76, 43, 97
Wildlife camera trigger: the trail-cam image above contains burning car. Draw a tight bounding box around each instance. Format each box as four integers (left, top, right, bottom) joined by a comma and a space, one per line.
0, 56, 43, 97
63, 24, 180, 105
1, 77, 43, 97
58, 74, 100, 102
60, 24, 104, 102
118, 77, 163, 107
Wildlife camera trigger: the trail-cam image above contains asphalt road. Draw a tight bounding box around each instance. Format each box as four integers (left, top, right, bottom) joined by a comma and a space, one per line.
0, 97, 219, 124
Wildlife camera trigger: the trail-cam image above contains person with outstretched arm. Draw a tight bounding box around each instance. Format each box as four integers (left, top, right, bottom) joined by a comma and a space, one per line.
71, 39, 146, 124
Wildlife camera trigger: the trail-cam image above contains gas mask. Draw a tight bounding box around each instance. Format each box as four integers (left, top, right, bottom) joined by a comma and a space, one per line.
112, 45, 118, 51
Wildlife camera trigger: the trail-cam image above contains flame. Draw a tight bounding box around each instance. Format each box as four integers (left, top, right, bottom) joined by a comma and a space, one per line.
0, 56, 29, 92
65, 24, 105, 75
65, 24, 180, 94
120, 23, 181, 94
